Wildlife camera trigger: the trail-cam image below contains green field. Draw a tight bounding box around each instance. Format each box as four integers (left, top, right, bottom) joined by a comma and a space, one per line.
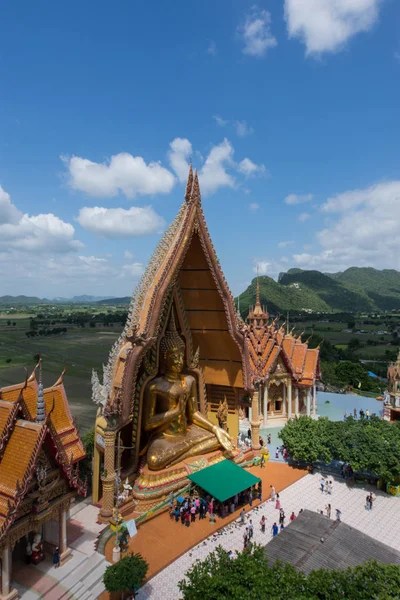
0, 319, 121, 433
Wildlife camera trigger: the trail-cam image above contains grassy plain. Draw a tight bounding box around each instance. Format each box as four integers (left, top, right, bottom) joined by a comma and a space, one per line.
0, 318, 122, 432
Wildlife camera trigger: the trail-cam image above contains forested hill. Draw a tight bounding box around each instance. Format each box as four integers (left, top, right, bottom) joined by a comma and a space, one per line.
237, 267, 400, 315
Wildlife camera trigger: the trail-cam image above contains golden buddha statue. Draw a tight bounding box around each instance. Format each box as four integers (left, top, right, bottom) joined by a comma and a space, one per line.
143, 312, 234, 470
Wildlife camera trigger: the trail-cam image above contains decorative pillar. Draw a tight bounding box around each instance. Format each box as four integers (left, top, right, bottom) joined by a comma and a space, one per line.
312, 383, 317, 417
295, 387, 299, 416
1, 545, 17, 600
287, 380, 292, 420
306, 388, 311, 417
99, 429, 116, 522
263, 385, 268, 427
59, 505, 71, 565
282, 383, 286, 416
250, 388, 261, 450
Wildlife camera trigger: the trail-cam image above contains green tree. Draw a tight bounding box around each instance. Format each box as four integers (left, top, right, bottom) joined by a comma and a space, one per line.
179, 546, 400, 600
334, 361, 368, 388
103, 553, 148, 597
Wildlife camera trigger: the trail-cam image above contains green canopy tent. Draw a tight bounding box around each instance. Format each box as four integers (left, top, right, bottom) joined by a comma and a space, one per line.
187, 459, 261, 503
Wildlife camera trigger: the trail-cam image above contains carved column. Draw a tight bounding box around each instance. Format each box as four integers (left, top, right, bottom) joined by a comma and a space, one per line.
99, 429, 116, 522
312, 383, 317, 417
59, 504, 71, 565
1, 544, 17, 600
282, 382, 286, 416
295, 387, 299, 416
263, 385, 268, 427
306, 388, 311, 417
287, 379, 292, 420
250, 388, 261, 450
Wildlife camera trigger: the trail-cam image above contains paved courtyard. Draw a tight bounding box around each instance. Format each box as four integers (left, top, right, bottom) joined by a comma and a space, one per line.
139, 472, 400, 600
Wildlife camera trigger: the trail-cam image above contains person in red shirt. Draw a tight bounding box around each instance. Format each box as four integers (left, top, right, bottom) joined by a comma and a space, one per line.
185, 511, 190, 527
290, 511, 296, 521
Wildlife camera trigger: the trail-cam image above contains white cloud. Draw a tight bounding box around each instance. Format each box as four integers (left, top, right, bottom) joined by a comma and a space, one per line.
213, 115, 229, 127
239, 7, 277, 57
298, 212, 311, 222
249, 202, 260, 212
207, 40, 217, 55
284, 193, 313, 205
278, 240, 294, 248
77, 206, 165, 238
124, 250, 134, 259
284, 0, 382, 55
0, 186, 82, 253
0, 185, 21, 224
168, 138, 193, 183
119, 263, 144, 278
237, 158, 265, 177
63, 152, 175, 198
254, 260, 272, 275
293, 180, 400, 272
199, 138, 235, 195
235, 120, 254, 137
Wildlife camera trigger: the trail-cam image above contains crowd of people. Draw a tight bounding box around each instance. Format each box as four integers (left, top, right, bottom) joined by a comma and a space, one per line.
343, 408, 372, 420
169, 482, 263, 527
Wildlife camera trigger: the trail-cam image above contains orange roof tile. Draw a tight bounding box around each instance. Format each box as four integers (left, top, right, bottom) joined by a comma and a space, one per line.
0, 403, 13, 439
0, 420, 43, 498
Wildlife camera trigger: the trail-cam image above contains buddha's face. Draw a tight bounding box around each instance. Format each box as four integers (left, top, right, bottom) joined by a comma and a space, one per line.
164, 346, 184, 374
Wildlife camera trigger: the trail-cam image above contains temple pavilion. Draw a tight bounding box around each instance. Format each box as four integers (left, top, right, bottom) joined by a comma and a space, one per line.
92, 166, 320, 518
0, 361, 86, 600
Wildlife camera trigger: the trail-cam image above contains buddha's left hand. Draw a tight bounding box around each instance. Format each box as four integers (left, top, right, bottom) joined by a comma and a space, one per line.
214, 427, 234, 453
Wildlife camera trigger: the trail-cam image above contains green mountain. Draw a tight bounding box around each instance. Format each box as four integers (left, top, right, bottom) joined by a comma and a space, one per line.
237, 267, 400, 315
96, 296, 130, 305
0, 295, 50, 306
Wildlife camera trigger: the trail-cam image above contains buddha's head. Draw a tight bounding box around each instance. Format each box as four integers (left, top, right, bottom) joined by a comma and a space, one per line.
160, 311, 185, 374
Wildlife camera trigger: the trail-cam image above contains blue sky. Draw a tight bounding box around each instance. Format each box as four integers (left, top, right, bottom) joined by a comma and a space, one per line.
0, 0, 399, 298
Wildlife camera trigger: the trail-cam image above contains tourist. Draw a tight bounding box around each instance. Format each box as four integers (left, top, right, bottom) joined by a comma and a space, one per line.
249, 488, 253, 507
270, 485, 276, 503
259, 436, 264, 447
267, 433, 271, 444
240, 508, 245, 524
283, 447, 288, 460
190, 504, 196, 522
335, 508, 342, 521
326, 504, 331, 519
275, 447, 279, 459
260, 515, 266, 533
327, 480, 333, 495
185, 511, 191, 527
365, 494, 371, 511
325, 478, 329, 492
272, 522, 279, 537
280, 523, 285, 532
228, 550, 235, 560
369, 493, 375, 510
320, 477, 325, 492
230, 500, 235, 514
366, 409, 370, 419
257, 483, 262, 501
353, 408, 357, 418
195, 497, 200, 513
279, 509, 285, 525
180, 507, 185, 525
208, 501, 214, 516
275, 494, 280, 510
174, 506, 180, 522
290, 511, 296, 521
243, 527, 249, 549
53, 546, 60, 569
248, 519, 254, 539
260, 453, 265, 469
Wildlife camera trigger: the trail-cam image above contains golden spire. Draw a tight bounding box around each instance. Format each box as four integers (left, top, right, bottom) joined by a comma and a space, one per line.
191, 170, 201, 203
185, 162, 193, 203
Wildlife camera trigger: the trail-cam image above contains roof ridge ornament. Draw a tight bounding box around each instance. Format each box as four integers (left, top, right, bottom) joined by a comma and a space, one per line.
191, 170, 201, 203
185, 162, 193, 203
36, 356, 46, 423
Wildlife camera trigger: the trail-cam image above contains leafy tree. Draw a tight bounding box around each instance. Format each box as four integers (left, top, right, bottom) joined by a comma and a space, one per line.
179, 546, 400, 600
334, 361, 368, 388
103, 553, 148, 597
279, 416, 400, 482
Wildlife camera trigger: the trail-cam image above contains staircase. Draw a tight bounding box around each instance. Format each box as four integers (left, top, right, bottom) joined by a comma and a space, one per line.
58, 553, 109, 600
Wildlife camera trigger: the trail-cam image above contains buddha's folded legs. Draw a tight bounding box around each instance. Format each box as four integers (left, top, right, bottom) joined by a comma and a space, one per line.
147, 426, 220, 470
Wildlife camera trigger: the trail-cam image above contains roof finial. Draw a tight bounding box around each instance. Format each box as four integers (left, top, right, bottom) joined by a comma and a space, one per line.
36, 355, 46, 423
185, 162, 193, 203
191, 170, 201, 203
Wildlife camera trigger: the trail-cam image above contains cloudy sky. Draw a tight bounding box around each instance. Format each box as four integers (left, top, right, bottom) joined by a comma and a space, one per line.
1, 0, 399, 298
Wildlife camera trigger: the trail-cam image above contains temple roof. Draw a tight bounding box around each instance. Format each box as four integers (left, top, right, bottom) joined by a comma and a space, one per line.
0, 365, 86, 541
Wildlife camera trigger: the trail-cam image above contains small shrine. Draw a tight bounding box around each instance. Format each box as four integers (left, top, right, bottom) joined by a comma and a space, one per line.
92, 166, 320, 519
0, 361, 86, 600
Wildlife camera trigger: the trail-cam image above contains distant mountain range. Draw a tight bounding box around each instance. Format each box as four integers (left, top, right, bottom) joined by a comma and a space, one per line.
238, 267, 400, 314
2, 267, 400, 313
0, 295, 116, 306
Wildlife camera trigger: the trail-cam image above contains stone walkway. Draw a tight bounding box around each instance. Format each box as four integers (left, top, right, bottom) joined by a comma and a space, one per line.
139, 472, 400, 600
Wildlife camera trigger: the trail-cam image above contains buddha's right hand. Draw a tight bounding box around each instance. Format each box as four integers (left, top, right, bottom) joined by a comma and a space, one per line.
214, 426, 234, 454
